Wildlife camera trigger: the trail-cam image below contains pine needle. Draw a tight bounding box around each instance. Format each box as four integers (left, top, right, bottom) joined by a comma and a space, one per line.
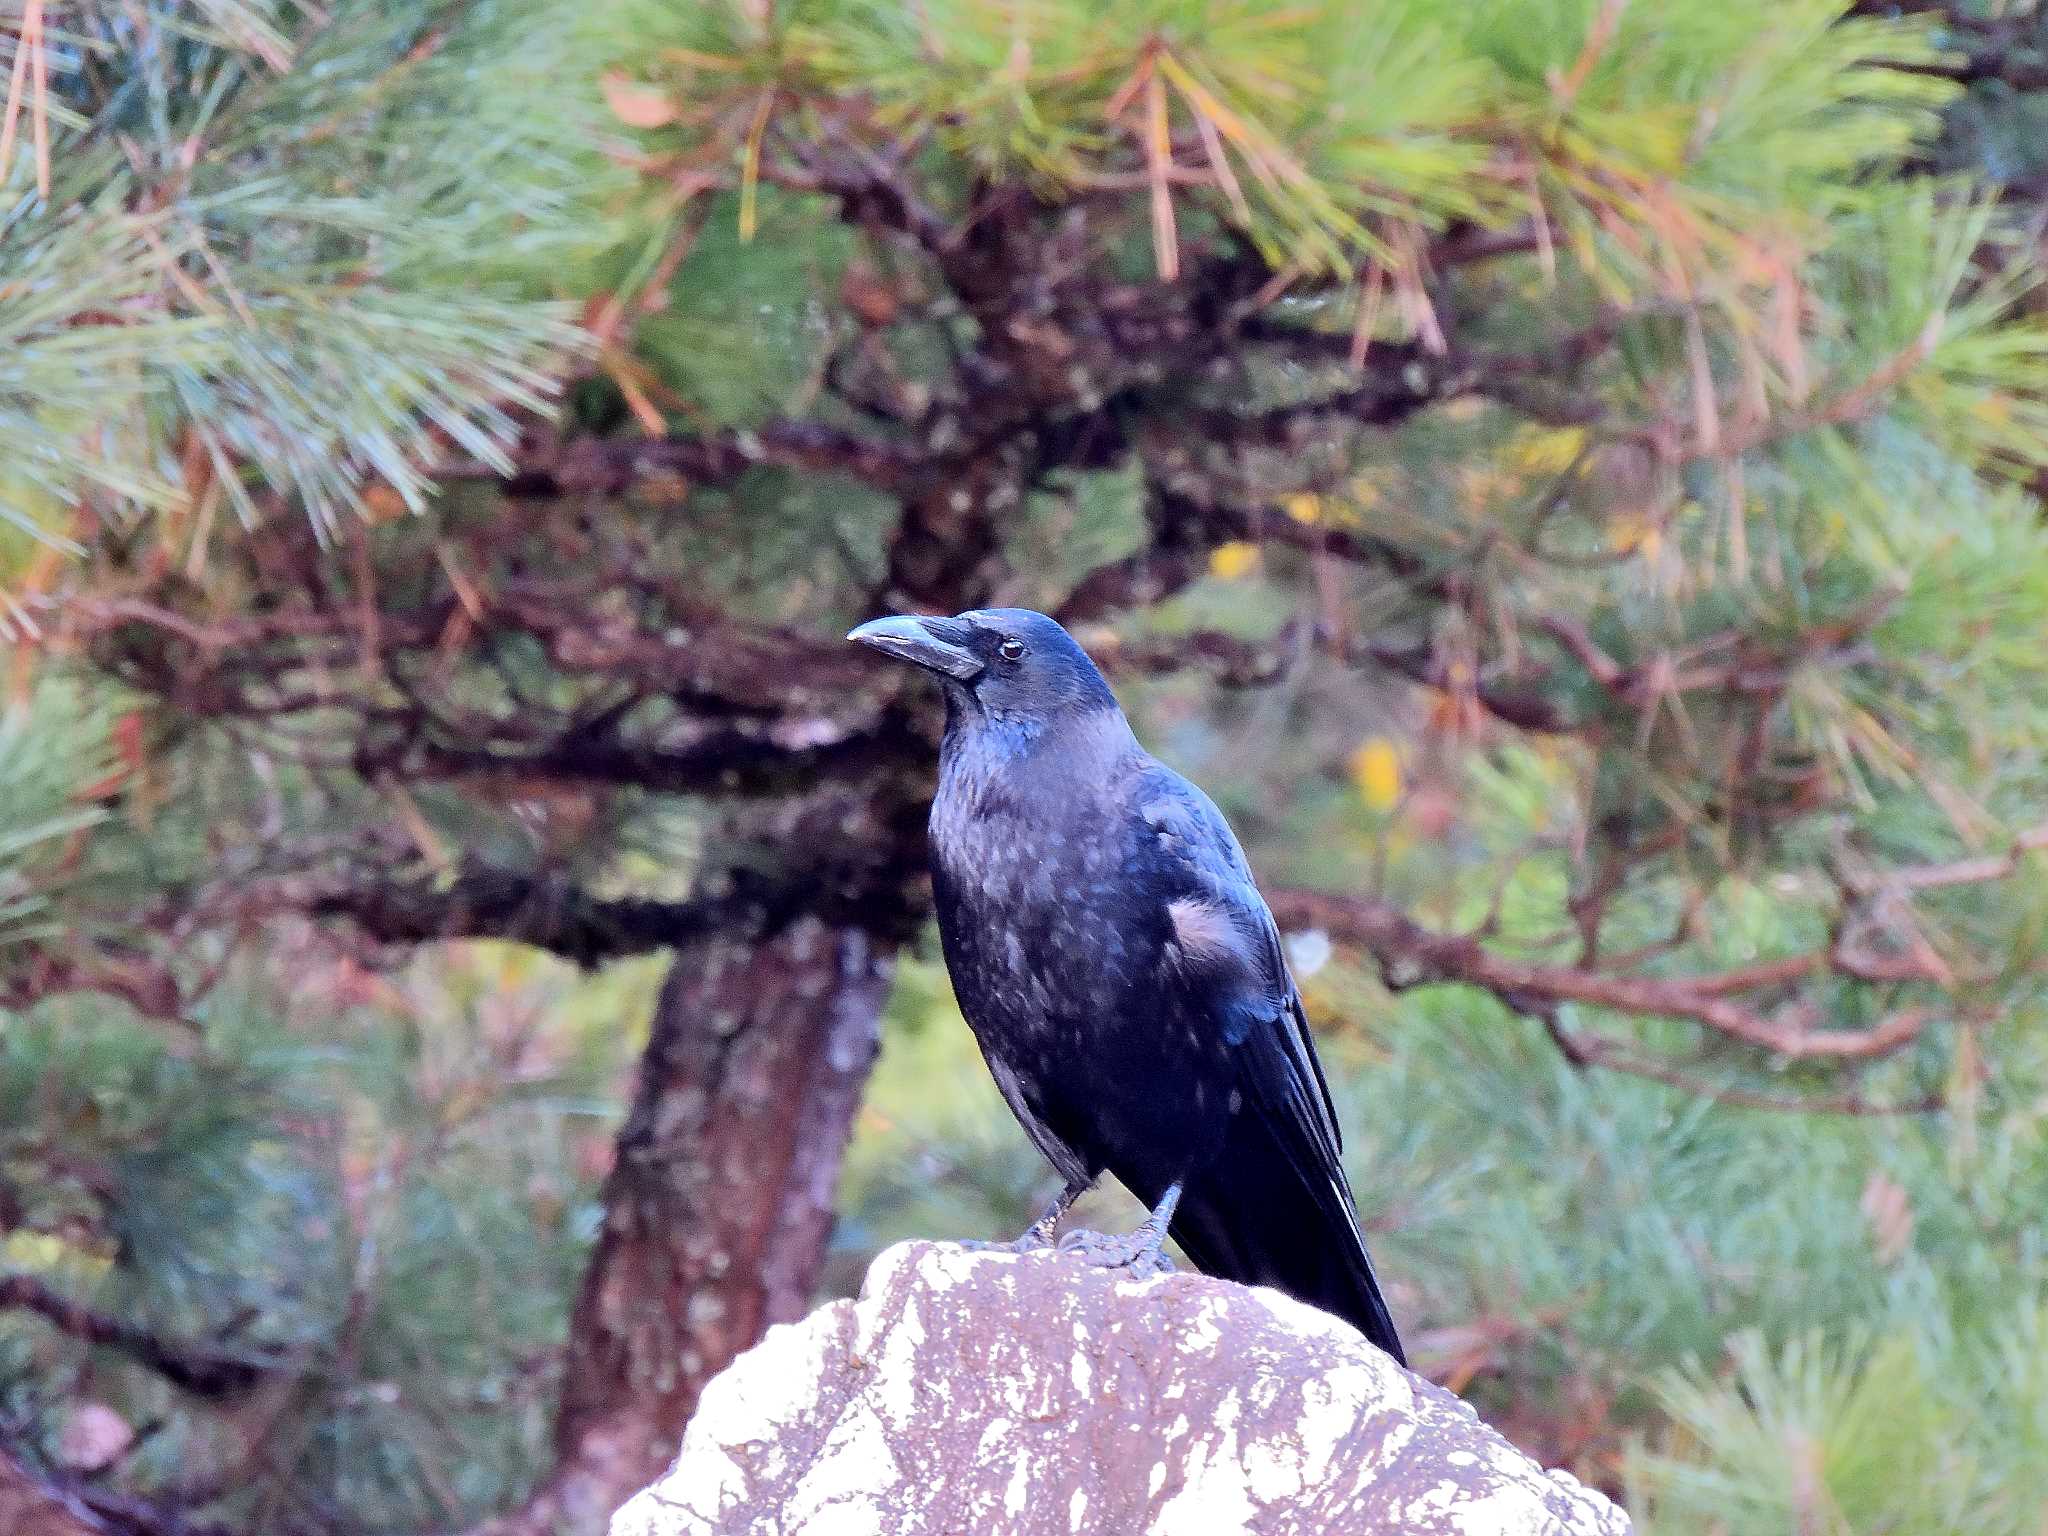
1101, 53, 1154, 124
1349, 259, 1385, 371
737, 90, 774, 243
1190, 99, 1249, 224
0, 3, 32, 191
27, 0, 45, 200
1143, 69, 1177, 282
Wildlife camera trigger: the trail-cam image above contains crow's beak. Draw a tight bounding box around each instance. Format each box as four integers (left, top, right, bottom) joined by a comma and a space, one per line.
847, 614, 984, 682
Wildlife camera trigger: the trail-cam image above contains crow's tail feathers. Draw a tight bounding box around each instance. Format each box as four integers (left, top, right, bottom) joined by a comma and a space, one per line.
1167, 1117, 1406, 1367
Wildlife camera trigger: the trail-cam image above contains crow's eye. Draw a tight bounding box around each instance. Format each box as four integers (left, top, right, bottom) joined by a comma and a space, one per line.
997, 638, 1027, 663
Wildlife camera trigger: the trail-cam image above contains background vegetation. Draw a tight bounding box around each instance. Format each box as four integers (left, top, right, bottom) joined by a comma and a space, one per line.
3, 1, 2048, 1532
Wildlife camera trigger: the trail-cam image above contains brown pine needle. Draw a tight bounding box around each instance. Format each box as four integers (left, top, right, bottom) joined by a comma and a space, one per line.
1243, 258, 1301, 313
27, 0, 46, 199
638, 213, 704, 312
1349, 261, 1385, 371
1156, 53, 1308, 194
1191, 103, 1249, 223
0, 7, 32, 189
434, 543, 487, 623
599, 351, 670, 436
1102, 53, 1154, 124
1552, 0, 1627, 109
1723, 454, 1747, 583
1143, 70, 1178, 282
1685, 304, 1721, 455
1394, 230, 1445, 355
138, 223, 225, 316
737, 90, 773, 243
184, 476, 224, 581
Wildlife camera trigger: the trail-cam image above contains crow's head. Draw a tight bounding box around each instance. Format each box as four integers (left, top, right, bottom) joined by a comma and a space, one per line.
847, 607, 1117, 722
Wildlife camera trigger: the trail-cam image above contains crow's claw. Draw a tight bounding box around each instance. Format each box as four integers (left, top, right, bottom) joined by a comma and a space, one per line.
1054, 1225, 1176, 1279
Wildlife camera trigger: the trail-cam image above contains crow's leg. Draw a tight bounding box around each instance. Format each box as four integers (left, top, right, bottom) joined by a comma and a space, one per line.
1054, 1182, 1182, 1279
962, 1177, 1091, 1254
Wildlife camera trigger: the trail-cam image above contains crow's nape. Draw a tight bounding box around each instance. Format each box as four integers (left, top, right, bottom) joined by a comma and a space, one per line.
1166, 1114, 1406, 1366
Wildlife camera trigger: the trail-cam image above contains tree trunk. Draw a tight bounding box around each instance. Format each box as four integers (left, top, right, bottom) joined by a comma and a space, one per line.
476, 916, 893, 1536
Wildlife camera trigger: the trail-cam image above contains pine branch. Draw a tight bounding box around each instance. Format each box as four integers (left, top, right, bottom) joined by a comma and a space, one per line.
1102, 623, 1575, 732
1889, 823, 2048, 890
0, 945, 196, 1029
439, 420, 921, 499
1267, 888, 1943, 1063
293, 867, 803, 967
1533, 1016, 1945, 1116
0, 1274, 274, 1400
353, 715, 920, 802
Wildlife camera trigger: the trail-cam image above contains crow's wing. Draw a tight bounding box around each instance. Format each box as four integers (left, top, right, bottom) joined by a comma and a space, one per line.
1136, 763, 1406, 1362
1137, 765, 1346, 1172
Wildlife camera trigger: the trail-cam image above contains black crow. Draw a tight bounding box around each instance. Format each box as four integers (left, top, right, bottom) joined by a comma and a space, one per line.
848, 607, 1405, 1363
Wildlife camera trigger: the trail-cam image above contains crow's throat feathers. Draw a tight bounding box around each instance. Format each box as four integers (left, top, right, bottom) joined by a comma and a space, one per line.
937, 700, 1140, 814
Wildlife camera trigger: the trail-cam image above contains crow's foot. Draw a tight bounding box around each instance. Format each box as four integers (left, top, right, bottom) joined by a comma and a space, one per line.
1050, 1181, 1182, 1280
1054, 1225, 1176, 1279
959, 1178, 1091, 1257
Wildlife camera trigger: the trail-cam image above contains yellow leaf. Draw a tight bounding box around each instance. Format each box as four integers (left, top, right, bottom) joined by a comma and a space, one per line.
1348, 737, 1402, 812
1607, 511, 1661, 559
1280, 493, 1321, 524
1513, 426, 1587, 473
1209, 541, 1260, 580
601, 72, 678, 130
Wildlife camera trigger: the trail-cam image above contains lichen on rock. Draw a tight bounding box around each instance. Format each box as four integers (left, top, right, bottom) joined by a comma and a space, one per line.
611, 1240, 1630, 1536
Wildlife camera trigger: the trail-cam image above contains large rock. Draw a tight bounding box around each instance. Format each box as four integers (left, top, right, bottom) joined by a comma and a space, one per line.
612, 1241, 1629, 1536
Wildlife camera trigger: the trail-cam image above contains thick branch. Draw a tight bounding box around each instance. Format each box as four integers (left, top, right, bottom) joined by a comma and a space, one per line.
356, 713, 920, 802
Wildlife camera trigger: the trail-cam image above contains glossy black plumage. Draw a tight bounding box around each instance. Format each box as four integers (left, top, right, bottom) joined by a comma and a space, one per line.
849, 607, 1405, 1364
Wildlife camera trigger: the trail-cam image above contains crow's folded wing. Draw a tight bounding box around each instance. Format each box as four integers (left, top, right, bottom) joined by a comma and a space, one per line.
1135, 763, 1405, 1360
1136, 765, 1348, 1179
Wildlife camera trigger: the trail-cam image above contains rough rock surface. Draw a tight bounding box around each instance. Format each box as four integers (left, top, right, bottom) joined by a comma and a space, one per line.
611, 1240, 1630, 1536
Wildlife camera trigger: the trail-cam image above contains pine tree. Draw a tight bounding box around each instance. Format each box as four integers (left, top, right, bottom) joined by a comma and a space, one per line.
4, 1, 2048, 1532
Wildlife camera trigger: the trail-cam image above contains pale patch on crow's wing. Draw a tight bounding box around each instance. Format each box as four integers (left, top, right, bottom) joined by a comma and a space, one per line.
1165, 896, 1254, 969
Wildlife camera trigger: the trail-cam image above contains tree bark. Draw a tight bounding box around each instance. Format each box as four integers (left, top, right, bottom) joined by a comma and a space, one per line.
474, 916, 893, 1536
